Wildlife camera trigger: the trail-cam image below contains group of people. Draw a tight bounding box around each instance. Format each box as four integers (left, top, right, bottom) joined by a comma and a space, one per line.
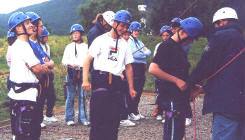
5, 6, 245, 140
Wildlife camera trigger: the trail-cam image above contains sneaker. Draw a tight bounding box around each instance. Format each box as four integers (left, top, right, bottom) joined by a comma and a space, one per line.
44, 116, 58, 122
12, 135, 16, 140
120, 120, 135, 127
138, 113, 145, 119
156, 115, 163, 121
161, 119, 165, 123
67, 121, 75, 126
41, 123, 46, 129
82, 121, 90, 126
185, 118, 192, 126
128, 113, 140, 121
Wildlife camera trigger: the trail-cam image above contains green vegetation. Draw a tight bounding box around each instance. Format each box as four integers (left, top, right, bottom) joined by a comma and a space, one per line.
0, 35, 207, 121
0, 0, 88, 37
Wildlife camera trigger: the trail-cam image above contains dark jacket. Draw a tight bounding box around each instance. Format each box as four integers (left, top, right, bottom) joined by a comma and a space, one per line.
190, 23, 245, 116
153, 38, 191, 115
87, 20, 105, 47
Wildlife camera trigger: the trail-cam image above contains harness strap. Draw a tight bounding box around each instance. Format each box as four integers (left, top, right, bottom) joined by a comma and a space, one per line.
10, 81, 39, 93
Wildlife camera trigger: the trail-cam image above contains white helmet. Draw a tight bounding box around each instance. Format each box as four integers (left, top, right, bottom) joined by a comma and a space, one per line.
213, 7, 238, 23
102, 11, 115, 27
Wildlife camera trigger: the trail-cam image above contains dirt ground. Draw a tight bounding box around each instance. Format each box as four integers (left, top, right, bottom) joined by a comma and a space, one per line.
0, 94, 212, 140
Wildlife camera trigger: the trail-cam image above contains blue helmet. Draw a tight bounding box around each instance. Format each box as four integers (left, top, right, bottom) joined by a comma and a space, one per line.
180, 17, 203, 39
8, 12, 30, 31
26, 12, 41, 23
160, 25, 172, 35
41, 26, 49, 37
129, 21, 142, 32
7, 31, 15, 38
114, 10, 131, 25
171, 17, 182, 24
70, 24, 84, 34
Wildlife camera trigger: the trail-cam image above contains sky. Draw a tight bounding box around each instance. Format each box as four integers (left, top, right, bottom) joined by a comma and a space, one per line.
0, 0, 50, 14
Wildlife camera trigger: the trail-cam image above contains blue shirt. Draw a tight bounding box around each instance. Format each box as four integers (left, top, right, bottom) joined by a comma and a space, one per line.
128, 36, 151, 64
29, 40, 50, 65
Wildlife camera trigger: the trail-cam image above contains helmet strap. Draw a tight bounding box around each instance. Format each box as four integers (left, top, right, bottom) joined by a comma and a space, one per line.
16, 23, 28, 36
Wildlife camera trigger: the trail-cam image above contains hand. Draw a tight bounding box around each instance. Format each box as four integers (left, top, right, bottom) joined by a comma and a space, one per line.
82, 81, 91, 91
175, 78, 187, 91
120, 74, 125, 80
190, 84, 203, 101
129, 88, 137, 99
73, 64, 79, 69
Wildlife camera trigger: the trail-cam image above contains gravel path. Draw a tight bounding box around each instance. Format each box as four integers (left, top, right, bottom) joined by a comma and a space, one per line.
0, 94, 212, 140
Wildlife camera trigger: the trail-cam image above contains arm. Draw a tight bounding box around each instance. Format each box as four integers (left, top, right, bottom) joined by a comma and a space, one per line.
125, 63, 136, 98
82, 55, 93, 90
149, 62, 187, 91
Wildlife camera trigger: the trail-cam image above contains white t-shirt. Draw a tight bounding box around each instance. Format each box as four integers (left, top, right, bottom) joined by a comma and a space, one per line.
89, 32, 133, 76
153, 42, 161, 57
41, 43, 50, 56
62, 42, 88, 68
8, 39, 40, 102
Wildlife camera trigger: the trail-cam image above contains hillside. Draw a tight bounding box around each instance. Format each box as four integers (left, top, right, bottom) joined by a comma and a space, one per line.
0, 0, 88, 37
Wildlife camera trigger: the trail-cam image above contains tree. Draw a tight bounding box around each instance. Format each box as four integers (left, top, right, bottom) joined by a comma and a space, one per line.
146, 0, 226, 36
78, 0, 144, 33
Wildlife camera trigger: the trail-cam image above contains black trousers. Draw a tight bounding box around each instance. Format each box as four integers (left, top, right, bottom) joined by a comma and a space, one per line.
128, 63, 146, 114
89, 74, 123, 140
10, 99, 41, 140
40, 72, 56, 117
120, 79, 130, 120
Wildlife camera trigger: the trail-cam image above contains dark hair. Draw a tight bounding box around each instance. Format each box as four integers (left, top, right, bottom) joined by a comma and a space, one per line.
170, 22, 181, 28
7, 36, 17, 46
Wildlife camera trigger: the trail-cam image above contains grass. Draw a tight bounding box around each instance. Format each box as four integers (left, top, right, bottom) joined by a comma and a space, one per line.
0, 35, 207, 121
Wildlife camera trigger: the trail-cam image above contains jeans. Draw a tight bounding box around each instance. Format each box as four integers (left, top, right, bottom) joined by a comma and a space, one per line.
65, 74, 88, 123
212, 113, 245, 140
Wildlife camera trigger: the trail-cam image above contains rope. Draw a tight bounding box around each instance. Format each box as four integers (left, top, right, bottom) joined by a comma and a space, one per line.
132, 0, 199, 55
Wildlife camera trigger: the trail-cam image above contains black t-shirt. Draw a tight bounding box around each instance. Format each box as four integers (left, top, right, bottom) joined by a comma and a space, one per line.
152, 38, 190, 103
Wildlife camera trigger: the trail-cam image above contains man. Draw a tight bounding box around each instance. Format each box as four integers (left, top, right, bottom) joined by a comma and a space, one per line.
26, 11, 55, 129
40, 26, 58, 123
87, 10, 115, 47
190, 7, 245, 140
82, 10, 136, 140
149, 17, 203, 140
7, 11, 50, 140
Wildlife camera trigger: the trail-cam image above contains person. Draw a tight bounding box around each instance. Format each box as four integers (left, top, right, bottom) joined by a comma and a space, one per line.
119, 29, 136, 127
62, 24, 90, 126
39, 26, 58, 123
152, 25, 172, 123
6, 31, 16, 91
82, 10, 136, 140
7, 11, 51, 140
127, 21, 151, 121
26, 11, 55, 129
87, 10, 115, 47
169, 17, 192, 126
149, 17, 203, 140
190, 7, 245, 140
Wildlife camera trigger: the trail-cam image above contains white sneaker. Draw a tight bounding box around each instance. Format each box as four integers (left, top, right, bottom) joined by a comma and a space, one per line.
156, 115, 163, 121
138, 113, 145, 119
41, 123, 46, 128
185, 118, 192, 126
12, 135, 16, 140
162, 119, 165, 123
120, 120, 135, 127
67, 121, 75, 126
128, 113, 140, 121
82, 121, 90, 126
44, 116, 58, 122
